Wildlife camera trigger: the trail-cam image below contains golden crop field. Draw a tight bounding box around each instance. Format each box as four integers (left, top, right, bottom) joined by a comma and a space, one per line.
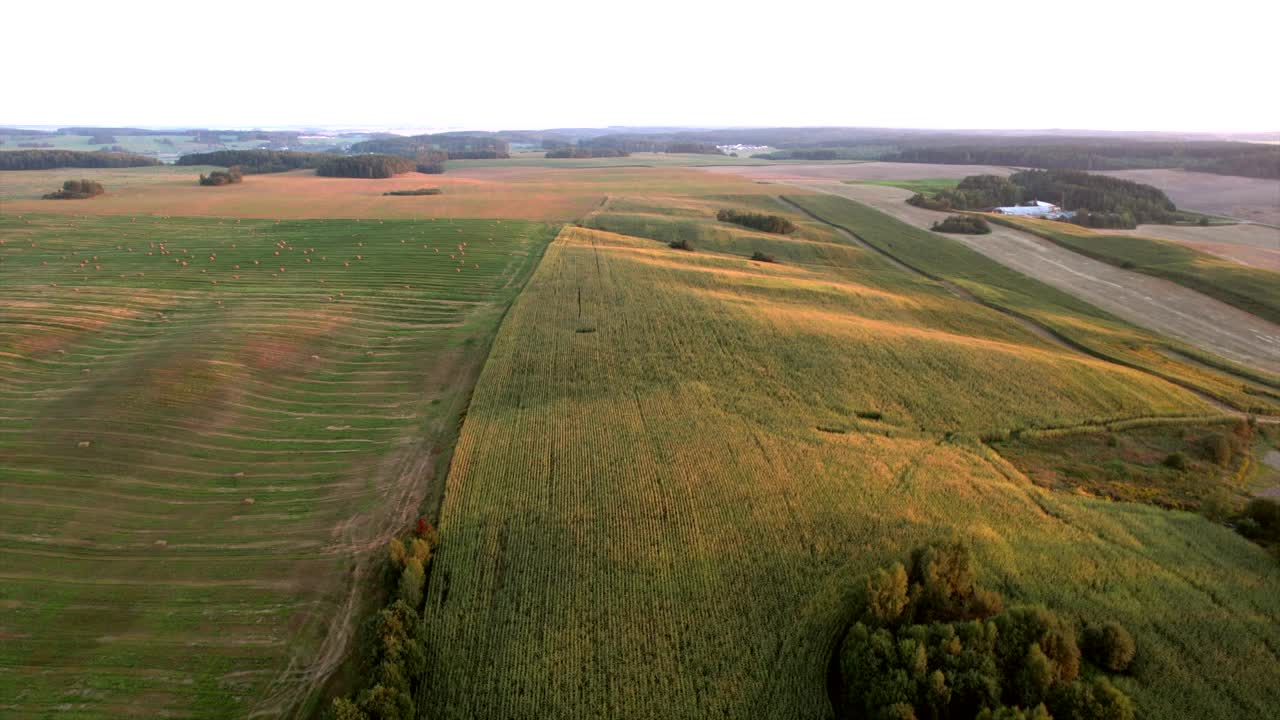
420, 196, 1280, 719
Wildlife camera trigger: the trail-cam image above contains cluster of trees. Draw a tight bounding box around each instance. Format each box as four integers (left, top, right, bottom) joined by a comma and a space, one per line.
838, 542, 1136, 720
316, 154, 416, 179
886, 140, 1280, 180
0, 149, 159, 170
88, 133, 117, 144
17, 141, 54, 148
177, 150, 332, 174
544, 147, 630, 159
198, 166, 243, 186
329, 520, 439, 720
932, 215, 991, 234
907, 170, 1180, 227
43, 179, 105, 199
716, 209, 797, 234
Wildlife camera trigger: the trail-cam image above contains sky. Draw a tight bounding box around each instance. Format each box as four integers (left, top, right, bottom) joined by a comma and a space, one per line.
5, 0, 1277, 133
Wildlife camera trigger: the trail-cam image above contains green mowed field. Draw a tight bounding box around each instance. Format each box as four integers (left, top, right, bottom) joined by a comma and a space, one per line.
420, 197, 1280, 718
0, 213, 555, 718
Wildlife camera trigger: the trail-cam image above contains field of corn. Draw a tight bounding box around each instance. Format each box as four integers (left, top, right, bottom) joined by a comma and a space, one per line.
421, 194, 1280, 719
0, 212, 555, 718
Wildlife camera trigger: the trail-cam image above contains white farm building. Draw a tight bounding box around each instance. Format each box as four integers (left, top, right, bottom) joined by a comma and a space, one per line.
992, 200, 1073, 219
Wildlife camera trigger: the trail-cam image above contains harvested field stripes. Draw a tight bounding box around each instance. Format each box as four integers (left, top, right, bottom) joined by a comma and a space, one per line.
0, 212, 555, 718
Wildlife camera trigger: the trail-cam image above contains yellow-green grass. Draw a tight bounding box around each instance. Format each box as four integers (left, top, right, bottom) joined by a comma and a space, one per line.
786, 194, 1280, 414
0, 212, 556, 718
420, 205, 1280, 719
991, 215, 1280, 325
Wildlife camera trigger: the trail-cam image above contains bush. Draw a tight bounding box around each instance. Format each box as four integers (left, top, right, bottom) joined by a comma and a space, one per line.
907, 193, 953, 211
416, 162, 445, 174
670, 238, 693, 251
750, 251, 777, 263
716, 209, 797, 234
43, 179, 105, 199
1163, 452, 1189, 471
932, 215, 992, 234
1204, 433, 1233, 467
1082, 622, 1136, 673
1238, 498, 1280, 544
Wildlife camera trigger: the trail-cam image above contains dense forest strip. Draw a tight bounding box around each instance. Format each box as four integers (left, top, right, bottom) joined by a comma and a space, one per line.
0, 149, 159, 170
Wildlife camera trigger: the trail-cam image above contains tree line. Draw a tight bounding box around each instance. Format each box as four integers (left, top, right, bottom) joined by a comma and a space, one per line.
350, 133, 510, 158
544, 147, 630, 159
177, 150, 334, 174
327, 520, 439, 720
908, 170, 1182, 227
0, 149, 159, 170
315, 154, 416, 178
887, 141, 1280, 180
837, 542, 1136, 720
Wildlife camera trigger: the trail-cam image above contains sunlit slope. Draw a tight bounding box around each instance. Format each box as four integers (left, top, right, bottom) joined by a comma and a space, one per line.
422, 216, 1279, 719
0, 213, 555, 718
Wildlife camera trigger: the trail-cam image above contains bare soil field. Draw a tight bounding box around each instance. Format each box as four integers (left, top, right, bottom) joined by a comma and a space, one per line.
1106, 223, 1280, 271
782, 180, 1280, 375
699, 161, 1015, 182
1098, 169, 1280, 225
1, 166, 795, 222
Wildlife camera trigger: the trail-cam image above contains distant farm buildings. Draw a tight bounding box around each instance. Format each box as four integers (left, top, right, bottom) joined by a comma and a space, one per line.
992, 200, 1074, 219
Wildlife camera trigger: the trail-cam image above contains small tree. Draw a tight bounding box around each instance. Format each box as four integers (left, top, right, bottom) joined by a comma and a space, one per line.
398, 557, 425, 609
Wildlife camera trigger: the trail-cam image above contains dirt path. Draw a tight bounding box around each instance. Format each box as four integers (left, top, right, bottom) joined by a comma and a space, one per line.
784, 181, 1280, 376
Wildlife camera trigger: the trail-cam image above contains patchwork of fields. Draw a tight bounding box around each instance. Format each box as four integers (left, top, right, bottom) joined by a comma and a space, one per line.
784, 181, 1280, 379
0, 213, 555, 718
2, 158, 1278, 720
420, 198, 1280, 719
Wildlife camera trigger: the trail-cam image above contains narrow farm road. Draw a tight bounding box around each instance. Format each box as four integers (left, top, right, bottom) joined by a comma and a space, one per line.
786, 180, 1280, 376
